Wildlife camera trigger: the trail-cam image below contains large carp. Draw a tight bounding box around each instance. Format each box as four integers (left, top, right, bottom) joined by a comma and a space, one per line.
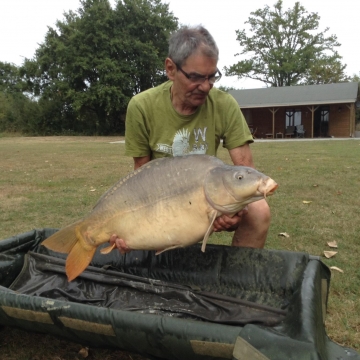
42, 155, 277, 281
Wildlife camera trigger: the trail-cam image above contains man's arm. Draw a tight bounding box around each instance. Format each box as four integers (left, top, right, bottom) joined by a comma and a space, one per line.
228, 143, 254, 167
134, 156, 151, 170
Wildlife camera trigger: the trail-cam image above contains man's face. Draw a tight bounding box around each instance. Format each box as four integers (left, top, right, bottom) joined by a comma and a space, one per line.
166, 53, 219, 108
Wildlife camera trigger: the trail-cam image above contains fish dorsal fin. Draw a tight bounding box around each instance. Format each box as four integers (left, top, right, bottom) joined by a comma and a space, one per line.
201, 210, 217, 252
66, 238, 97, 282
41, 222, 81, 254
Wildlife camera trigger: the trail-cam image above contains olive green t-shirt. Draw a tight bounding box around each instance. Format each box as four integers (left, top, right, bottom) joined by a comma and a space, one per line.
125, 81, 253, 159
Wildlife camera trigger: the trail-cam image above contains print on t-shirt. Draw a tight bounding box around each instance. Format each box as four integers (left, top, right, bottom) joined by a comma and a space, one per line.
156, 127, 208, 156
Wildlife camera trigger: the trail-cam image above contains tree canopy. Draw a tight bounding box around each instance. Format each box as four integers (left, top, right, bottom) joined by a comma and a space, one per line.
224, 0, 348, 87
21, 0, 178, 135
0, 61, 25, 93
0, 61, 40, 133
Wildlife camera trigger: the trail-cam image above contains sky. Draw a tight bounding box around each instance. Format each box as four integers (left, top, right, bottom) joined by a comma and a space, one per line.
1, 0, 359, 89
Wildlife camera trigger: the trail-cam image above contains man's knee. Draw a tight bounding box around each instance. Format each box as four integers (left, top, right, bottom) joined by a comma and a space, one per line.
232, 199, 271, 248
252, 199, 271, 227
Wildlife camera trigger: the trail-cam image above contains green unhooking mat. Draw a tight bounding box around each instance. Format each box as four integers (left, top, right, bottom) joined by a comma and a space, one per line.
0, 228, 359, 360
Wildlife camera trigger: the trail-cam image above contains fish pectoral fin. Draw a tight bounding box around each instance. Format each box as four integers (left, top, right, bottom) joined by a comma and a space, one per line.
201, 211, 217, 252
100, 243, 116, 255
155, 244, 182, 255
66, 239, 96, 282
41, 222, 81, 254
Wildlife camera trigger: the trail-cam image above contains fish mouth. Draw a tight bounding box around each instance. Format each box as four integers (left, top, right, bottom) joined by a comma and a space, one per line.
258, 178, 278, 198
266, 183, 278, 196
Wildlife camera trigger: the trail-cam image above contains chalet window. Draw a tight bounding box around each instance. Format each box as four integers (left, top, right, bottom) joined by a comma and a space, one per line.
320, 107, 329, 123
285, 109, 302, 127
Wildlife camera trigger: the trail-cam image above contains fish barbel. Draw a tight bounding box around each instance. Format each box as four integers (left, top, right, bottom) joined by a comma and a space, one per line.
42, 155, 278, 281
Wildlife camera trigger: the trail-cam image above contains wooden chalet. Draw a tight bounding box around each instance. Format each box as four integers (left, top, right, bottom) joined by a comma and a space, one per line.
229, 82, 359, 139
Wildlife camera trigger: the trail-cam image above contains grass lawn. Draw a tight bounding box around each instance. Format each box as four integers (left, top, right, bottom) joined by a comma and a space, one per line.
0, 136, 359, 359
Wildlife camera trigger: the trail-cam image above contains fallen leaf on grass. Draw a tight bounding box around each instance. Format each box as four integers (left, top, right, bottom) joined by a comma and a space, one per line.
89, 189, 96, 192
278, 232, 290, 238
330, 266, 344, 273
327, 241, 338, 248
79, 347, 89, 358
303, 200, 312, 204
313, 184, 318, 187
323, 251, 337, 258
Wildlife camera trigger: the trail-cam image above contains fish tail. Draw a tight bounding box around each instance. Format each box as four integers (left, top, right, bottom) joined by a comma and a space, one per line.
41, 221, 96, 281
66, 237, 96, 282
42, 222, 81, 254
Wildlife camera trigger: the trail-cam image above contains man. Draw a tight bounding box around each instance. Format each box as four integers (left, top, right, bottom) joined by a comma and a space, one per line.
111, 25, 270, 253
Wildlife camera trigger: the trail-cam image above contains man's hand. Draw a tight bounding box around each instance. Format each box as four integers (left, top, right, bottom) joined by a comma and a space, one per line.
109, 234, 132, 255
212, 208, 248, 232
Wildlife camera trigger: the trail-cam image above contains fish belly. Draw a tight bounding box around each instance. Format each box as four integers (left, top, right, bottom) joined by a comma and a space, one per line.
97, 192, 213, 251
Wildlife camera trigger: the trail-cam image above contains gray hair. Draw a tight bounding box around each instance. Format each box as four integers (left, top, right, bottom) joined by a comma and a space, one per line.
168, 25, 219, 66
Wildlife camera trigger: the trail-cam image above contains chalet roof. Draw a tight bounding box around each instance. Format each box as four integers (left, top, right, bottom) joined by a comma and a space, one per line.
228, 82, 359, 109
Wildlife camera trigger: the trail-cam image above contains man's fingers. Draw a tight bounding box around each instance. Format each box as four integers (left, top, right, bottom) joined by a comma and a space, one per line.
213, 212, 244, 232
109, 234, 118, 244
109, 234, 132, 254
115, 238, 131, 254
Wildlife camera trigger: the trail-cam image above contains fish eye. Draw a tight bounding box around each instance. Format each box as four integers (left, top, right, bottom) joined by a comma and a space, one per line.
237, 175, 243, 180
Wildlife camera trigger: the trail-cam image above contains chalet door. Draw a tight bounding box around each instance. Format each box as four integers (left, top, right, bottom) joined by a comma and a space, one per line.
314, 107, 329, 137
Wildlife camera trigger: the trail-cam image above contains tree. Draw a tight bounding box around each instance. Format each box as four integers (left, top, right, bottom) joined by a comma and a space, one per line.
0, 61, 25, 93
216, 85, 237, 92
351, 73, 360, 127
224, 0, 347, 87
22, 0, 178, 135
351, 72, 360, 83
304, 54, 349, 85
0, 61, 40, 133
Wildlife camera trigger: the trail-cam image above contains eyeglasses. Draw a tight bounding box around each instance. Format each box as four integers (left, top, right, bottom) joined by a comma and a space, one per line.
175, 62, 222, 84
